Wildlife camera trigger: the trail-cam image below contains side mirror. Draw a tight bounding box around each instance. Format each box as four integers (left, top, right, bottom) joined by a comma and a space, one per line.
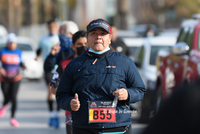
172, 42, 189, 55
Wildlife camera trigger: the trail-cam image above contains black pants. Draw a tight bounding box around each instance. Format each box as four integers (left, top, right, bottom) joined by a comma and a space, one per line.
73, 126, 129, 134
44, 71, 53, 85
66, 124, 73, 134
1, 81, 20, 118
44, 71, 60, 112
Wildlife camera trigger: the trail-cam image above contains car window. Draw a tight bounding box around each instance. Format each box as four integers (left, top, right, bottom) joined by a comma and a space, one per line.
177, 27, 189, 42
150, 45, 172, 65
129, 46, 141, 57
137, 46, 144, 67
17, 43, 33, 51
185, 27, 194, 50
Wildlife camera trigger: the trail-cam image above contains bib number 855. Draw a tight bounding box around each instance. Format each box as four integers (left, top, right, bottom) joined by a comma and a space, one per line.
93, 110, 112, 120
89, 108, 115, 123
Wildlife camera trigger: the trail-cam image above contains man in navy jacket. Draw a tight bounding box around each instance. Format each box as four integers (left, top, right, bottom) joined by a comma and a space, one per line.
56, 18, 146, 134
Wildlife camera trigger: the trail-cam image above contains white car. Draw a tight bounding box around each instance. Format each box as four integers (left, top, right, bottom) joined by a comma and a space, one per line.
159, 28, 179, 37
0, 25, 8, 38
17, 36, 44, 80
134, 36, 177, 123
121, 37, 144, 62
136, 36, 177, 90
0, 36, 43, 80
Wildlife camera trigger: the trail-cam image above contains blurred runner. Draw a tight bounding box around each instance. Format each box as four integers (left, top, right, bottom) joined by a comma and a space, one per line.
110, 26, 130, 57
144, 25, 155, 37
49, 30, 87, 134
44, 21, 79, 72
0, 33, 27, 127
35, 19, 60, 128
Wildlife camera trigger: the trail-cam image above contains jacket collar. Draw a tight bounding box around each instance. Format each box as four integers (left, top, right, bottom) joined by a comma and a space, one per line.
85, 49, 112, 58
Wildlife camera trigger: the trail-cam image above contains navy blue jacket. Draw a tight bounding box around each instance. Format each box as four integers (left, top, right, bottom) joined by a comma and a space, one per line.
44, 49, 74, 72
56, 49, 146, 129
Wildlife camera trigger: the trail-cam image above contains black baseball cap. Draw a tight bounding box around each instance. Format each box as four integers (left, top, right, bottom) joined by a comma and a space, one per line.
87, 19, 112, 34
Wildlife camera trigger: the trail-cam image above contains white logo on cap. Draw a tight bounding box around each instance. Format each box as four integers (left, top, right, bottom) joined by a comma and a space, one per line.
90, 22, 108, 28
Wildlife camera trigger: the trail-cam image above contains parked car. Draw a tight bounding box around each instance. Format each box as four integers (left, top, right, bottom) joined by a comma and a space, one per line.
18, 36, 43, 80
0, 36, 43, 80
0, 25, 8, 39
121, 37, 144, 62
134, 36, 177, 123
155, 19, 200, 111
159, 28, 179, 37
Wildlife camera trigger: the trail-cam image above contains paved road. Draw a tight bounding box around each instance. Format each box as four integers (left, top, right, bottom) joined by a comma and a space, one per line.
0, 78, 147, 134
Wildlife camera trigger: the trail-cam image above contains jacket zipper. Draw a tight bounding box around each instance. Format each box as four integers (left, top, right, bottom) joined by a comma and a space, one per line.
96, 58, 99, 99
125, 103, 130, 109
92, 58, 97, 65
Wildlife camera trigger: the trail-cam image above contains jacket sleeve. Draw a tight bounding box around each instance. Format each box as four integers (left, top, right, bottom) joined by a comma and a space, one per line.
44, 54, 56, 72
125, 59, 146, 103
56, 63, 74, 111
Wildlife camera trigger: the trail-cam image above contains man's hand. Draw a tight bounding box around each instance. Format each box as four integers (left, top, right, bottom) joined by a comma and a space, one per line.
70, 93, 80, 111
112, 88, 129, 101
51, 44, 61, 56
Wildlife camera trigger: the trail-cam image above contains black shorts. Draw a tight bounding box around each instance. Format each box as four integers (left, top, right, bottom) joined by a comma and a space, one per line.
44, 71, 53, 85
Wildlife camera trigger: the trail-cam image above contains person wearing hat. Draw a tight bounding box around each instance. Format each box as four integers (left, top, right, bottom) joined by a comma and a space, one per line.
56, 18, 146, 134
110, 26, 131, 57
0, 33, 27, 127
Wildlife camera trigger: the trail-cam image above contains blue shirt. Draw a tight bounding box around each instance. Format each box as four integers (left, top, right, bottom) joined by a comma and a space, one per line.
38, 34, 59, 60
0, 47, 22, 78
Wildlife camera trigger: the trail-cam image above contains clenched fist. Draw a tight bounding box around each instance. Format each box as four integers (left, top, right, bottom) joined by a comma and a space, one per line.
112, 88, 129, 101
70, 93, 80, 111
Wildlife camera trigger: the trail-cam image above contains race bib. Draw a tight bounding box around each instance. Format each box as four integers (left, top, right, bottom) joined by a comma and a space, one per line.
88, 101, 116, 123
